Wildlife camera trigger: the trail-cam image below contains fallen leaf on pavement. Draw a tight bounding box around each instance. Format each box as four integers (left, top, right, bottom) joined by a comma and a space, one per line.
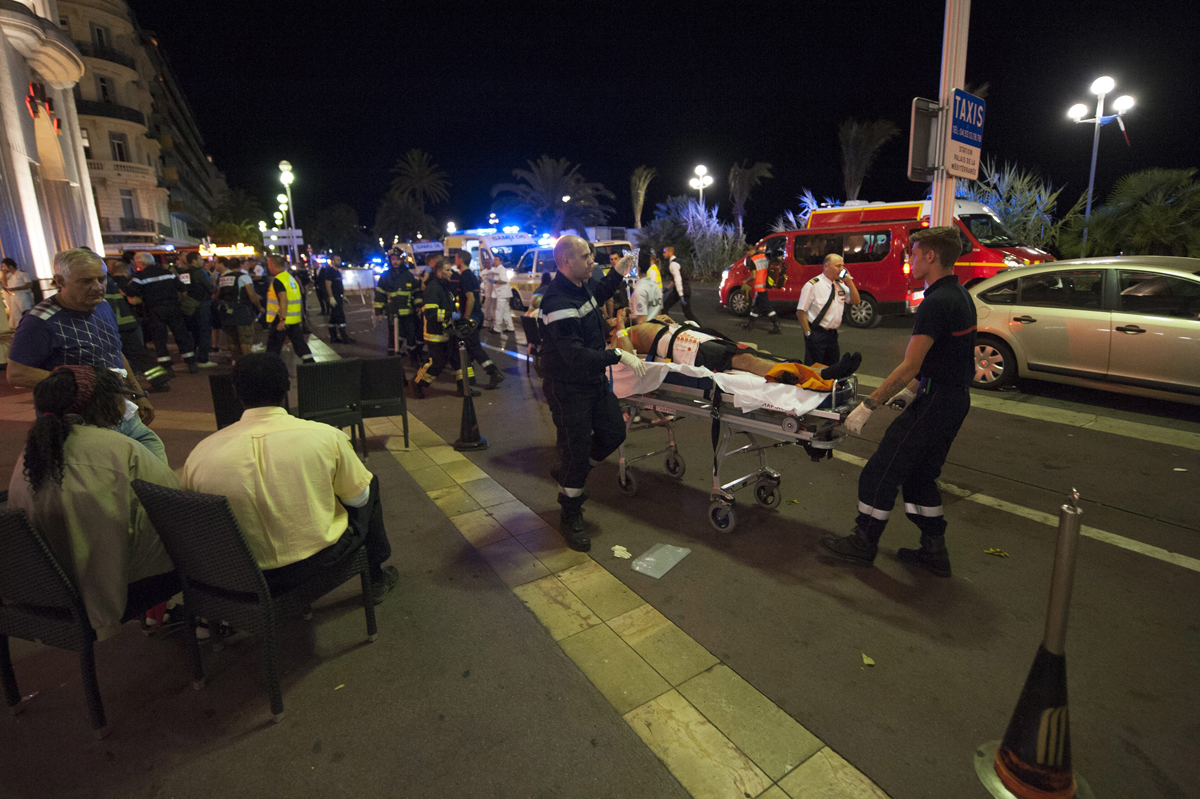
787, 499, 800, 505
1174, 468, 1188, 472
861, 653, 875, 667
984, 548, 1010, 558
334, 684, 345, 691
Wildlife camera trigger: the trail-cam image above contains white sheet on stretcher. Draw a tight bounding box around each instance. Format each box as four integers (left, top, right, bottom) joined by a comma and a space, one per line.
608, 361, 830, 416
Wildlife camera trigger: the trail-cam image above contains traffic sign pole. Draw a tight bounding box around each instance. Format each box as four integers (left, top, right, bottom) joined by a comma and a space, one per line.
930, 0, 971, 228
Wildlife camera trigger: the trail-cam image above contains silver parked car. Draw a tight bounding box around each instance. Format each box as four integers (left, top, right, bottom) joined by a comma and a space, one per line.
969, 256, 1200, 405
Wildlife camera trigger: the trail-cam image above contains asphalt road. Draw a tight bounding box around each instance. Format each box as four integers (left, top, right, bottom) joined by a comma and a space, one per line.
408, 284, 1200, 799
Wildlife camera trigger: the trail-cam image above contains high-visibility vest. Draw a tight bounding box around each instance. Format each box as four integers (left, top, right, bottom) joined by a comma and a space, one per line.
749, 254, 768, 293
267, 272, 303, 324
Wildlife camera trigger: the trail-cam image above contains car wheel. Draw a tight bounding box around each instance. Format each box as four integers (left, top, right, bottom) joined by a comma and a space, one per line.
728, 287, 751, 317
845, 293, 880, 328
973, 337, 1016, 390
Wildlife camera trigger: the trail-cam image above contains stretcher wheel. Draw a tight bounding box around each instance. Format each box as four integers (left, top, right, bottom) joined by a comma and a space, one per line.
709, 501, 737, 532
754, 481, 781, 509
664, 452, 686, 479
782, 416, 800, 434
617, 469, 638, 497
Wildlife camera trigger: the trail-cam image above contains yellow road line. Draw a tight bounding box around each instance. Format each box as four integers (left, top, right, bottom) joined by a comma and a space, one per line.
830, 451, 1200, 573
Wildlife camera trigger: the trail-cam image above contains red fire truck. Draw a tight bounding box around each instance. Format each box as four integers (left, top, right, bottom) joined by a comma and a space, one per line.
719, 200, 1053, 327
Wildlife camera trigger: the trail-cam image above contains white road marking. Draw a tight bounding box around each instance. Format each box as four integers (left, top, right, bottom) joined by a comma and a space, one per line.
855, 373, 1200, 452
830, 451, 1200, 573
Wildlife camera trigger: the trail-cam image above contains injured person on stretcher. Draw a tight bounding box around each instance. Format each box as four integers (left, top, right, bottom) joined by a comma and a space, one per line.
611, 315, 861, 390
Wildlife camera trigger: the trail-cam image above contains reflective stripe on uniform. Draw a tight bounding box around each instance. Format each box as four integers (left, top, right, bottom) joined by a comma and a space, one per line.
132, 274, 177, 285
857, 501, 891, 520
541, 296, 597, 325
904, 503, 944, 517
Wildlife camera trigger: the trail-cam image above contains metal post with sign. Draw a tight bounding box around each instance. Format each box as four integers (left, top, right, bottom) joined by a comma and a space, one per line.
947, 88, 986, 181
265, 228, 304, 252
928, 0, 972, 228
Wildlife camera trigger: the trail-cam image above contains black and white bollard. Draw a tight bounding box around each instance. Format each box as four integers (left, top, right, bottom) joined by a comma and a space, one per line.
454, 340, 488, 451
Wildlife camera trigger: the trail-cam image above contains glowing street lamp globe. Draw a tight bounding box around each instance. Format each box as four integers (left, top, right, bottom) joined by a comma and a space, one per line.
1090, 75, 1115, 95
1113, 95, 1135, 113
1067, 104, 1089, 121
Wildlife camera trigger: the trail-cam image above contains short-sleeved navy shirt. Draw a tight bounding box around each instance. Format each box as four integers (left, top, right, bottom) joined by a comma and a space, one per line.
318, 265, 343, 298
9, 298, 124, 371
911, 275, 977, 388
458, 269, 483, 320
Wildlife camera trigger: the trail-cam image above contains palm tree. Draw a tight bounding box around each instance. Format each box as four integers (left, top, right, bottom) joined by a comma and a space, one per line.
492, 155, 614, 236
209, 188, 264, 227
630, 165, 657, 228
208, 220, 263, 249
390, 148, 450, 209
373, 190, 436, 243
838, 119, 900, 201
728, 161, 773, 240
1060, 168, 1200, 257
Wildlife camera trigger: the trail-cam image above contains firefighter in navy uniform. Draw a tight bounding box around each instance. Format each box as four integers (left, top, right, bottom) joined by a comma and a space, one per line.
821, 227, 975, 578
412, 257, 479, 399
538, 235, 645, 552
452, 251, 504, 389
264, 255, 314, 363
106, 260, 170, 392
125, 251, 198, 374
374, 247, 421, 360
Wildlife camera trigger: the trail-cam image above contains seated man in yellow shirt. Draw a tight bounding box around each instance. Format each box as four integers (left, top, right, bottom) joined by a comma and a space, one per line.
182, 354, 398, 602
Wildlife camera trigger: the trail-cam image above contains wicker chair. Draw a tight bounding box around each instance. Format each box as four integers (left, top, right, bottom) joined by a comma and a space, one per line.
296, 359, 366, 458
131, 481, 377, 723
0, 510, 108, 737
208, 373, 244, 429
360, 358, 409, 450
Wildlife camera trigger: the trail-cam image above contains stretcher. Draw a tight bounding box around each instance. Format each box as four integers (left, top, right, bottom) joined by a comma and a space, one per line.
609, 362, 858, 532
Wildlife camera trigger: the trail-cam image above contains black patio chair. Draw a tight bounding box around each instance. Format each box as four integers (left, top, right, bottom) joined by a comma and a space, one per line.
131, 480, 377, 724
360, 358, 409, 450
296, 358, 366, 458
208, 373, 244, 429
0, 510, 106, 737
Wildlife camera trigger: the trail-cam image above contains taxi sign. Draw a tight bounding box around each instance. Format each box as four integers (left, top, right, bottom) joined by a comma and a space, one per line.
947, 88, 985, 180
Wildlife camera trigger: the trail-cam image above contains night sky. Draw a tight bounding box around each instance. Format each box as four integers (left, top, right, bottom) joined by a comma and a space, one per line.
128, 0, 1200, 242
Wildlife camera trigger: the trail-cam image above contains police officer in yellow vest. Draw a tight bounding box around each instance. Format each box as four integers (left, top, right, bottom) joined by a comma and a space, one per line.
265, 255, 314, 363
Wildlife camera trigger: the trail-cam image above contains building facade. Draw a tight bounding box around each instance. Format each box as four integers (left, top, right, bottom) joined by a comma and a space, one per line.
57, 0, 223, 255
0, 0, 100, 281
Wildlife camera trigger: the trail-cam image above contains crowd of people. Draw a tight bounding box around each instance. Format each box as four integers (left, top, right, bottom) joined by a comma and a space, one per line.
1, 225, 976, 647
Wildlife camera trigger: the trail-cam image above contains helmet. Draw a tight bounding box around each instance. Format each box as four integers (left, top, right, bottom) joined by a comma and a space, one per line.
389, 246, 404, 256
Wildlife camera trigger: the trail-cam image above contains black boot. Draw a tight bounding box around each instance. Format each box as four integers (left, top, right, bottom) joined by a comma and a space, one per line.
768, 318, 783, 335
339, 326, 357, 344
820, 352, 863, 381
486, 365, 505, 389
558, 494, 589, 552
186, 359, 199, 374
741, 319, 755, 330
412, 381, 426, 399
897, 534, 952, 578
820, 524, 881, 566
328, 326, 342, 343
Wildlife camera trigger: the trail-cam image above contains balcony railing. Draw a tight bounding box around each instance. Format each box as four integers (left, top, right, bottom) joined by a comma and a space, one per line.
75, 100, 145, 126
73, 41, 136, 70
120, 217, 157, 233
86, 160, 157, 182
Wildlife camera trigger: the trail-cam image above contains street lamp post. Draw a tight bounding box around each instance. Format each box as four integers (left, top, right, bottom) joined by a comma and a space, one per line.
1067, 77, 1134, 254
688, 165, 713, 205
278, 160, 299, 265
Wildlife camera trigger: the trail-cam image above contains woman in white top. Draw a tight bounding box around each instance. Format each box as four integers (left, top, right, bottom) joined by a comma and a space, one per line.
1, 257, 34, 329
486, 251, 515, 332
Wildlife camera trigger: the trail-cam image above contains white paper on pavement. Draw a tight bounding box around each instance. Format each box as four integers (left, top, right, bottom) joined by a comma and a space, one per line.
631, 544, 691, 579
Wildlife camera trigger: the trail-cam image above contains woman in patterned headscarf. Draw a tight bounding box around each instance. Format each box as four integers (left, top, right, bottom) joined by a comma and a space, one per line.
7, 365, 179, 638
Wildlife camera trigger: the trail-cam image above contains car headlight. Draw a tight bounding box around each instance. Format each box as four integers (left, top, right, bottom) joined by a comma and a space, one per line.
721, 269, 730, 284
1003, 254, 1020, 267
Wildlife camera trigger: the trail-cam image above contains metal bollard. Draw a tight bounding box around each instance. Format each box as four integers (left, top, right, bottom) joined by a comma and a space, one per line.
976, 489, 1095, 799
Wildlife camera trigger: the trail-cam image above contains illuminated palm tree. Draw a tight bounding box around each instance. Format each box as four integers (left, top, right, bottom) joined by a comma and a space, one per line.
373, 190, 436, 243
492, 155, 614, 236
630, 165, 657, 228
728, 161, 773, 239
838, 119, 899, 201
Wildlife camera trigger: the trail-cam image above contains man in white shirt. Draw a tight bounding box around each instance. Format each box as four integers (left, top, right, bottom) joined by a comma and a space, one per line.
797, 253, 860, 366
486, 252, 515, 332
1, 257, 33, 329
629, 269, 663, 324
480, 251, 495, 330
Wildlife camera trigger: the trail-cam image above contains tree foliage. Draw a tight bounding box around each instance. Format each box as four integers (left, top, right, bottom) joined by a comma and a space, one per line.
311, 203, 370, 262
639, 196, 748, 279
838, 118, 899, 201
373, 190, 436, 244
1059, 168, 1200, 258
491, 155, 613, 236
728, 161, 773, 239
390, 148, 450, 209
630, 165, 657, 229
207, 220, 263, 249
770, 189, 832, 233
955, 158, 1084, 251
209, 188, 264, 228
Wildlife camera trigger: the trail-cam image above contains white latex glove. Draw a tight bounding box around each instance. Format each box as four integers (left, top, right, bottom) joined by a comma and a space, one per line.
613, 254, 634, 276
617, 349, 647, 378
888, 388, 916, 410
844, 402, 873, 435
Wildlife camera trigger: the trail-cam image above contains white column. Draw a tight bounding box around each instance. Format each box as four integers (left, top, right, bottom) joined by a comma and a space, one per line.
0, 36, 53, 278
58, 88, 104, 252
